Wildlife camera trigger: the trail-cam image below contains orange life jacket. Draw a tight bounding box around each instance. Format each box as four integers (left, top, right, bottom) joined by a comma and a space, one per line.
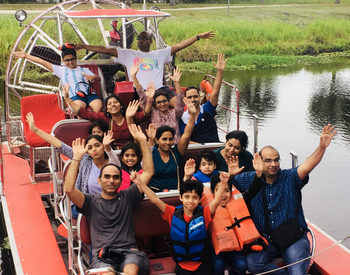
202, 186, 261, 255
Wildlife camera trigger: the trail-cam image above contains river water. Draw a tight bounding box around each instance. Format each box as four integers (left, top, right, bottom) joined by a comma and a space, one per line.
182, 62, 350, 250
0, 62, 349, 272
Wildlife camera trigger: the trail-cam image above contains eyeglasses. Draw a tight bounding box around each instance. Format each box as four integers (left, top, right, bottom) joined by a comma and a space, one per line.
262, 158, 280, 164
137, 37, 150, 41
156, 99, 168, 105
63, 57, 77, 62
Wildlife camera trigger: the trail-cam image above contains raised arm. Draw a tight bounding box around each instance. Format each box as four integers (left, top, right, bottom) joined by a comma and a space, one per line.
209, 172, 230, 215
227, 156, 245, 177
13, 48, 53, 72
131, 171, 166, 213
63, 138, 87, 208
210, 53, 228, 107
168, 67, 183, 95
177, 98, 196, 156
171, 31, 215, 55
26, 112, 62, 148
74, 44, 118, 57
242, 153, 263, 202
183, 158, 196, 181
103, 131, 121, 167
297, 124, 336, 180
128, 124, 154, 187
125, 100, 141, 126
130, 63, 142, 91
146, 123, 156, 147
144, 82, 156, 115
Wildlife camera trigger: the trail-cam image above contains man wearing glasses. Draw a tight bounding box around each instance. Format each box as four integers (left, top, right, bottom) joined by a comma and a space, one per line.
74, 30, 214, 107
232, 124, 336, 275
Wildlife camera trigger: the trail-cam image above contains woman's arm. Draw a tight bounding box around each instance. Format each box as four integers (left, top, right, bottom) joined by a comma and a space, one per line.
26, 112, 62, 148
13, 48, 53, 72
177, 98, 196, 156
103, 131, 121, 167
125, 100, 141, 127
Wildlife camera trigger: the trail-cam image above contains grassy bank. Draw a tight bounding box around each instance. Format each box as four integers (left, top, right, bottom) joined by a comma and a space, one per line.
1, 2, 350, 77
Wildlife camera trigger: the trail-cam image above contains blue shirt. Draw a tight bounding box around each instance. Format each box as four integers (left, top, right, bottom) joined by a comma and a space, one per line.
232, 167, 309, 233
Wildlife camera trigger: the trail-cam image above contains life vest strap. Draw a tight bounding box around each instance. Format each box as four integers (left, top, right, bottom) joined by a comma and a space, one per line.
226, 216, 251, 230
174, 251, 202, 261
172, 238, 206, 248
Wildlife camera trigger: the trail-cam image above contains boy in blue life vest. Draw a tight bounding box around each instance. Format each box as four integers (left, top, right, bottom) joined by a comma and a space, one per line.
13, 45, 102, 113
131, 171, 228, 275
183, 149, 220, 183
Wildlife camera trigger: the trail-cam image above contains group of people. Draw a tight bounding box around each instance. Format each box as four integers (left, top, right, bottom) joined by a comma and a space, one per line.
16, 30, 338, 275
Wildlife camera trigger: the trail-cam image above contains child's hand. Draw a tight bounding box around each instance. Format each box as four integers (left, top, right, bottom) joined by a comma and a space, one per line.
13, 48, 27, 59
72, 137, 87, 160
226, 156, 244, 176
219, 171, 230, 184
212, 53, 228, 72
128, 124, 147, 143
168, 67, 182, 84
252, 152, 263, 178
183, 98, 196, 114
84, 74, 96, 82
126, 100, 140, 118
145, 81, 156, 100
63, 84, 70, 99
26, 112, 37, 132
184, 158, 196, 177
130, 171, 143, 186
130, 63, 139, 77
103, 131, 115, 147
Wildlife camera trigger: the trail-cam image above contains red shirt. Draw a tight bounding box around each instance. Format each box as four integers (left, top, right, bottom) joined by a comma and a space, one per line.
162, 204, 212, 271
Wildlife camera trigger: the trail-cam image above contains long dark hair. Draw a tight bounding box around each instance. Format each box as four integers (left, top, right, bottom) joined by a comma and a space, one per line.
104, 94, 126, 117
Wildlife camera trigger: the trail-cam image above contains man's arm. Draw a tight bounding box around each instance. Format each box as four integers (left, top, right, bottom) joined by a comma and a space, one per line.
131, 171, 166, 213
74, 44, 118, 57
63, 138, 87, 208
170, 31, 215, 55
13, 48, 53, 72
297, 124, 337, 180
209, 172, 230, 215
210, 53, 228, 108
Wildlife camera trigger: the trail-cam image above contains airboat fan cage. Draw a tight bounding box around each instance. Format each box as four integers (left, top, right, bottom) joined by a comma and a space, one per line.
5, 0, 171, 157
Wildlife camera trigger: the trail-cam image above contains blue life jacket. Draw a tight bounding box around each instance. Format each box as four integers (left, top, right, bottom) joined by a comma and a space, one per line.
170, 205, 207, 262
193, 170, 219, 183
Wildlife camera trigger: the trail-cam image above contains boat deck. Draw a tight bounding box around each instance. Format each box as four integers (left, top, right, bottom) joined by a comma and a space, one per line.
1, 144, 67, 275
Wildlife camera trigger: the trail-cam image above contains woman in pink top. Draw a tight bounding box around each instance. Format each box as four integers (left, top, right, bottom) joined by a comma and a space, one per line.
131, 65, 185, 144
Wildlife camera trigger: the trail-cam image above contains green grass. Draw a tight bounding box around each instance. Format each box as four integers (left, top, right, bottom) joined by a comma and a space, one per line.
1, 2, 350, 77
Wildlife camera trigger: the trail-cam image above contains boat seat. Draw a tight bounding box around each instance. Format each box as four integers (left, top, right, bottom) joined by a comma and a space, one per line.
21, 93, 66, 181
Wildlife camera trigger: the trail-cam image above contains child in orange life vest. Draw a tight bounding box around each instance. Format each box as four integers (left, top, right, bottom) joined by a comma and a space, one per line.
131, 171, 229, 275
210, 152, 264, 275
183, 149, 219, 183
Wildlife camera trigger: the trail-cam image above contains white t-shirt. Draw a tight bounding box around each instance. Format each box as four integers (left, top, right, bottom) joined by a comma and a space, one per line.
115, 47, 172, 90
52, 65, 94, 98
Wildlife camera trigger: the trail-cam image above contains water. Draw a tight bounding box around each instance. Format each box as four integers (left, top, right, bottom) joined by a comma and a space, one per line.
182, 62, 350, 250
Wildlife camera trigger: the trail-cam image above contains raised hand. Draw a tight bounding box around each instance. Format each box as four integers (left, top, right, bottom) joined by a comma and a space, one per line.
125, 100, 140, 118
72, 137, 88, 161
219, 171, 230, 184
26, 112, 37, 132
198, 30, 215, 40
320, 124, 337, 148
183, 98, 196, 114
103, 131, 115, 147
130, 171, 143, 186
227, 156, 244, 176
252, 152, 263, 178
169, 67, 182, 84
145, 81, 156, 100
184, 158, 196, 178
128, 124, 147, 143
130, 63, 140, 78
212, 53, 228, 72
145, 123, 156, 143
13, 48, 27, 59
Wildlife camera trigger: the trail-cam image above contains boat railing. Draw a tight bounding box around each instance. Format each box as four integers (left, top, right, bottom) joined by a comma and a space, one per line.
202, 74, 240, 132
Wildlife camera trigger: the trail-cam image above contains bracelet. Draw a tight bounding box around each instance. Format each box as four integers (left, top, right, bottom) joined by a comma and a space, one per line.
33, 128, 39, 133
72, 158, 81, 163
196, 35, 200, 41
147, 99, 154, 103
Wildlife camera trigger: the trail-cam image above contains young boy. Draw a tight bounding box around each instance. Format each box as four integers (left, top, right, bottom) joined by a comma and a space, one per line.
13, 45, 102, 112
131, 171, 229, 275
183, 149, 219, 183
